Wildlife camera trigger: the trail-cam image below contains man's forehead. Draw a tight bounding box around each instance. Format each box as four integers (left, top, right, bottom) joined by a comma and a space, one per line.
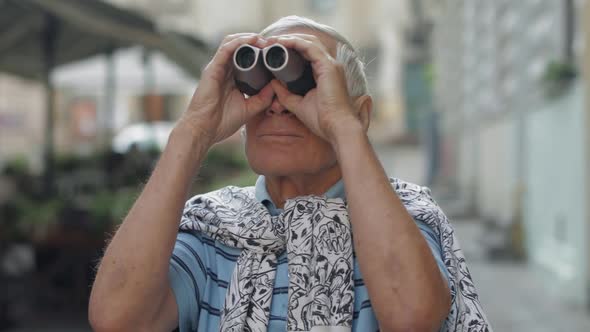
266, 27, 338, 56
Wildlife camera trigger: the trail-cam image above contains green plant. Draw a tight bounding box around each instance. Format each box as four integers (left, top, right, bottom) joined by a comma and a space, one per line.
15, 196, 64, 241
87, 190, 116, 223
55, 154, 88, 173
1, 156, 29, 176
110, 187, 139, 223
542, 61, 577, 82
204, 169, 258, 193
86, 187, 139, 232
198, 147, 251, 189
0, 200, 25, 242
204, 147, 249, 170
541, 61, 577, 98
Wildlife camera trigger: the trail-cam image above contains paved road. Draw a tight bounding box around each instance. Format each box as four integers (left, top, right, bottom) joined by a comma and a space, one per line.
453, 220, 590, 332
375, 142, 590, 331
6, 143, 590, 331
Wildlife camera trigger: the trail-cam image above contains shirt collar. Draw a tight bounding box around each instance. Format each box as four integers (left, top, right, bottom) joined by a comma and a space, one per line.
254, 175, 346, 215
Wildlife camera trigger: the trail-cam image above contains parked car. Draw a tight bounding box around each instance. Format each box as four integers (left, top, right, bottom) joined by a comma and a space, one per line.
111, 121, 174, 153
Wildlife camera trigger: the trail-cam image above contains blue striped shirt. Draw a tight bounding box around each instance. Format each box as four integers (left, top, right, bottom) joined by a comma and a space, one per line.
169, 176, 448, 331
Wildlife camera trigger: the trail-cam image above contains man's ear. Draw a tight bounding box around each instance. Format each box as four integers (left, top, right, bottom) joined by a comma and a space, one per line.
353, 95, 373, 132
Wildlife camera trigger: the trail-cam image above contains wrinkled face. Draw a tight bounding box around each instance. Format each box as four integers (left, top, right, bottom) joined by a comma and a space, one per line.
245, 105, 338, 177
244, 29, 339, 177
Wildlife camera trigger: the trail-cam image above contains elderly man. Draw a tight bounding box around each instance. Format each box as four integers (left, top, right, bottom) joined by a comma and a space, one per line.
89, 16, 491, 332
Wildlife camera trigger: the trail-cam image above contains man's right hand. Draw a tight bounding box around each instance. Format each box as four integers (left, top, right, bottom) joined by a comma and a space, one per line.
177, 33, 275, 145
90, 34, 276, 332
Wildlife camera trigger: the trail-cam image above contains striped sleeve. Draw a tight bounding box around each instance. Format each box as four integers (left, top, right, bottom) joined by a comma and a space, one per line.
168, 232, 208, 332
416, 219, 450, 284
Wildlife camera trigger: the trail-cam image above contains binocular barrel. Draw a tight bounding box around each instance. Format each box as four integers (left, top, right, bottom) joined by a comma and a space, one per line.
233, 44, 316, 96
233, 45, 273, 96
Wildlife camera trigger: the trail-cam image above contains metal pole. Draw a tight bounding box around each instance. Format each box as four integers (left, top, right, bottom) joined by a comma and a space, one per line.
142, 48, 155, 94
104, 48, 116, 144
565, 0, 575, 63
42, 14, 57, 195
582, 0, 590, 309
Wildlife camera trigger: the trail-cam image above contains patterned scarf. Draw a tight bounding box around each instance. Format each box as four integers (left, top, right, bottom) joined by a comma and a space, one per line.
179, 178, 492, 332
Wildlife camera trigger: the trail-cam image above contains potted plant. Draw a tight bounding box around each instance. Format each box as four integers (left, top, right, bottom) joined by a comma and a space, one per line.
541, 60, 577, 98
14, 196, 64, 244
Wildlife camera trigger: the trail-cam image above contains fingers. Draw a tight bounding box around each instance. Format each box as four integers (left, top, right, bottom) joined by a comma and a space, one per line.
265, 34, 333, 67
270, 79, 303, 114
244, 83, 275, 117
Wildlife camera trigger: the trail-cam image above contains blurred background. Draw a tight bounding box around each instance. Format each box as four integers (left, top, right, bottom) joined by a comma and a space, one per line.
0, 0, 589, 331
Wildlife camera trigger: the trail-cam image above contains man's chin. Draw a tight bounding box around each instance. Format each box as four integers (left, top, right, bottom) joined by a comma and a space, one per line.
252, 168, 297, 178
249, 162, 305, 177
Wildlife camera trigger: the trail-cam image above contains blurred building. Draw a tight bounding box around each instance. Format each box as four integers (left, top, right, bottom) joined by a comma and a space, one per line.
53, 47, 196, 154
0, 53, 195, 171
0, 76, 45, 172
0, 0, 431, 171
0, 1, 208, 174
432, 0, 590, 306
107, 0, 426, 140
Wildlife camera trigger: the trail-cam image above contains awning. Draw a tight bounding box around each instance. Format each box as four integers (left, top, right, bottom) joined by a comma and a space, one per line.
0, 0, 210, 79
0, 0, 212, 193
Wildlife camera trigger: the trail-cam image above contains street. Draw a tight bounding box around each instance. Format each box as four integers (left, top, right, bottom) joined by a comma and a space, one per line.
376, 143, 590, 332
453, 220, 590, 332
5, 144, 590, 332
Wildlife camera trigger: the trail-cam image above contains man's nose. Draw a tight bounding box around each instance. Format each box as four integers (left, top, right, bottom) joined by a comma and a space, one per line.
265, 97, 292, 116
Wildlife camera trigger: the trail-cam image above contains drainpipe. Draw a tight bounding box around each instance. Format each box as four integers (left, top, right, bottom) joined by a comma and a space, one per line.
582, 0, 590, 309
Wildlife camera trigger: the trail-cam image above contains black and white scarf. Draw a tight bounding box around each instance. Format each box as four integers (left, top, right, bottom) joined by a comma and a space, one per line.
179, 178, 492, 332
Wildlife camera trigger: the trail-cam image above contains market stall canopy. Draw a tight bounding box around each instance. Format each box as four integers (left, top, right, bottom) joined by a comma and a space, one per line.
0, 0, 212, 193
0, 0, 210, 79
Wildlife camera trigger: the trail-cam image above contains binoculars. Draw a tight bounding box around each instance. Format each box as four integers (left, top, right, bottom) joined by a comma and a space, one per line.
233, 44, 316, 96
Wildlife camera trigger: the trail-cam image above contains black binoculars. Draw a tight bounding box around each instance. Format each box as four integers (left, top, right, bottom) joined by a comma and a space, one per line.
233, 44, 316, 96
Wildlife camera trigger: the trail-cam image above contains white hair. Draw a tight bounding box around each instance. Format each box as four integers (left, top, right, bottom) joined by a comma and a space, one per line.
260, 15, 369, 97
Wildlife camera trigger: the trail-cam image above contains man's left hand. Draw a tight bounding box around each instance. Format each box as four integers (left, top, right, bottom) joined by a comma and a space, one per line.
267, 33, 363, 145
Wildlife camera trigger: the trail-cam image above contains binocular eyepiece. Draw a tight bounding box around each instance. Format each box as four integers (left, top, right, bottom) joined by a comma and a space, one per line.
233, 44, 316, 96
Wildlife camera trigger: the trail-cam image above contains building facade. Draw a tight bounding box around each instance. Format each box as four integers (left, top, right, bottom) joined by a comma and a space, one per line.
107, 0, 417, 139
432, 0, 590, 306
0, 75, 45, 172
1, 0, 423, 171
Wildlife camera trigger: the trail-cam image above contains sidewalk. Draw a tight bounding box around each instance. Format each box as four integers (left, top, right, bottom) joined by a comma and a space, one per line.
5, 143, 590, 331
374, 142, 590, 331
453, 220, 590, 332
